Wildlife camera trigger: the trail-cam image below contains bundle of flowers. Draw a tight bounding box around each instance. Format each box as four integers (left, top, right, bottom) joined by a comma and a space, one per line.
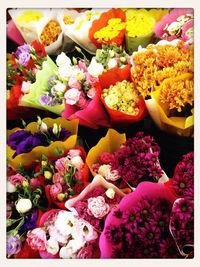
6, 169, 48, 258
154, 8, 194, 44
98, 62, 146, 126
100, 179, 193, 258
91, 131, 167, 189
34, 147, 89, 209
7, 117, 78, 169
87, 44, 130, 78
18, 209, 99, 258
89, 9, 126, 48
7, 41, 47, 119
131, 39, 194, 136
63, 9, 104, 54
65, 175, 125, 232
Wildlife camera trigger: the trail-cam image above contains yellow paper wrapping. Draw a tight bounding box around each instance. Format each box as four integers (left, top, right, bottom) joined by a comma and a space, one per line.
86, 128, 126, 177
147, 73, 194, 137
7, 118, 79, 169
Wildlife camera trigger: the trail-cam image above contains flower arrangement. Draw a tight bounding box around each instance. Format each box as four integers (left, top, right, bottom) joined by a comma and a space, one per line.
7, 41, 47, 118
7, 117, 78, 169
87, 44, 130, 78
154, 8, 194, 43
89, 9, 126, 48
34, 147, 89, 208
25, 209, 99, 258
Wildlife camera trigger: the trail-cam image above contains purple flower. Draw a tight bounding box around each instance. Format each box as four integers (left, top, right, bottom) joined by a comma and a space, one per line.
6, 234, 22, 258
159, 237, 180, 258
39, 94, 53, 106
48, 75, 58, 86
7, 130, 32, 150
14, 44, 30, 58
15, 135, 44, 155
21, 209, 38, 231
18, 52, 31, 66
105, 224, 124, 245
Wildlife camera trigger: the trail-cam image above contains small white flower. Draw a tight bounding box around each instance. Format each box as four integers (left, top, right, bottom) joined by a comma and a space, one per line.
105, 188, 116, 199
21, 81, 32, 94
87, 57, 104, 77
71, 156, 84, 169
107, 58, 118, 69
46, 237, 59, 255
56, 52, 71, 67
98, 164, 111, 177
7, 181, 16, 193
53, 83, 66, 93
54, 211, 75, 237
167, 21, 182, 35
16, 198, 32, 214
58, 64, 74, 80
59, 246, 76, 259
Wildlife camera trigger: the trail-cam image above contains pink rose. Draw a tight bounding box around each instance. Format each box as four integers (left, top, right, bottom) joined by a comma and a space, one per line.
55, 157, 70, 175
27, 228, 47, 251
9, 174, 25, 186
49, 183, 63, 201
68, 76, 81, 90
87, 196, 110, 219
52, 172, 65, 185
87, 87, 96, 99
64, 88, 81, 105
68, 149, 82, 158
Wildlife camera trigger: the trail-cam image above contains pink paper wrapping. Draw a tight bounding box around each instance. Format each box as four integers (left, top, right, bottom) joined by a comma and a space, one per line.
7, 20, 25, 45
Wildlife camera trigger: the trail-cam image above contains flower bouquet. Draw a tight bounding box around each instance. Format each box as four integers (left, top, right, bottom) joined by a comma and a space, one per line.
131, 39, 194, 136
98, 62, 147, 126
89, 8, 126, 49
25, 209, 99, 258
154, 8, 194, 44
34, 146, 89, 209
89, 131, 168, 190
6, 170, 48, 258
63, 9, 105, 54
99, 179, 193, 258
7, 117, 78, 169
87, 44, 131, 78
7, 41, 47, 119
65, 175, 125, 232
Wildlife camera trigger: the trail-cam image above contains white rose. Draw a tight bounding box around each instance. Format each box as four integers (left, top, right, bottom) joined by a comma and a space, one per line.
7, 181, 16, 193
71, 156, 84, 169
53, 83, 66, 93
87, 57, 104, 78
107, 58, 118, 69
21, 81, 32, 94
46, 238, 59, 255
58, 64, 74, 80
16, 198, 32, 214
56, 52, 71, 67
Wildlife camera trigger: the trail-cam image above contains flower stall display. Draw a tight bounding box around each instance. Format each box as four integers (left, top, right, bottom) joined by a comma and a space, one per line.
6, 8, 194, 259
65, 175, 125, 232
7, 41, 47, 119
7, 117, 78, 169
89, 9, 126, 49
154, 8, 194, 44
131, 39, 194, 136
34, 146, 89, 209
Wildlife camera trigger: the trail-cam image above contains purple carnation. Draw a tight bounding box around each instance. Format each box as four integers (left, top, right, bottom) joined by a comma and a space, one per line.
6, 234, 22, 258
21, 209, 38, 231
15, 134, 44, 155
7, 130, 32, 150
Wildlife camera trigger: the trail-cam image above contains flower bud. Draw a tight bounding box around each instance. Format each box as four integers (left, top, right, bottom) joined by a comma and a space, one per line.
41, 160, 47, 167
22, 180, 29, 188
52, 123, 59, 135
44, 171, 52, 180
16, 198, 32, 214
105, 188, 115, 199
57, 193, 66, 201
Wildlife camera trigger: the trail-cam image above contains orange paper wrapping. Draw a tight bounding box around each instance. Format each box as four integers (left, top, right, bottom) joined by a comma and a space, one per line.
89, 8, 126, 48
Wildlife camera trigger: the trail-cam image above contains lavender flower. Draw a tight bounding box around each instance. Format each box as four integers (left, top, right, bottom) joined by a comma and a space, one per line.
21, 209, 38, 231
7, 130, 32, 150
6, 234, 22, 258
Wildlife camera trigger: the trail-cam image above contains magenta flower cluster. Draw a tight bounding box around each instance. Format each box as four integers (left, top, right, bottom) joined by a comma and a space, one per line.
110, 132, 163, 187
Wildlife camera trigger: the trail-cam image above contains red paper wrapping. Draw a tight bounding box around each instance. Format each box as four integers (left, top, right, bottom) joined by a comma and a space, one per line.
62, 83, 110, 129
89, 8, 126, 48
98, 65, 147, 126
